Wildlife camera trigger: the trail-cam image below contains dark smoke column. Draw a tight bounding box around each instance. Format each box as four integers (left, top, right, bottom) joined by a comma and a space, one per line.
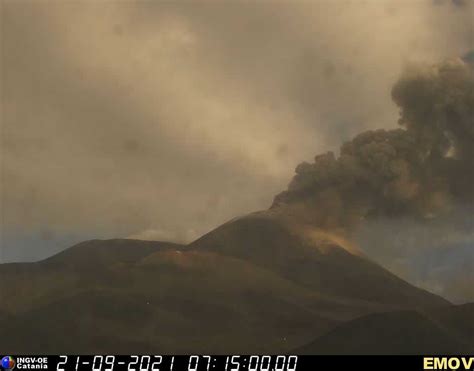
272, 58, 474, 230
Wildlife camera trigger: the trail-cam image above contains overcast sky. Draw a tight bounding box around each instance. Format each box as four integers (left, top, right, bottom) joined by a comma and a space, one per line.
1, 0, 472, 262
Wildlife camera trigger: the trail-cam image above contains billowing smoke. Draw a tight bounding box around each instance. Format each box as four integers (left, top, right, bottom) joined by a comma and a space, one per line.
272, 58, 474, 231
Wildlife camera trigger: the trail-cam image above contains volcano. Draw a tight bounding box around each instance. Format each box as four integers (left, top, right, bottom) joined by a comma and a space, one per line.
0, 211, 458, 354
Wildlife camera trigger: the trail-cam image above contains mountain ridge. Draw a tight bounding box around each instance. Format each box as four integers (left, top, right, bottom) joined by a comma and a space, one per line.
0, 211, 455, 354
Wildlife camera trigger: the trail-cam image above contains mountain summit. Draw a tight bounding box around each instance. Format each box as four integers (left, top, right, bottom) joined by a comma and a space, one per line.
0, 211, 454, 354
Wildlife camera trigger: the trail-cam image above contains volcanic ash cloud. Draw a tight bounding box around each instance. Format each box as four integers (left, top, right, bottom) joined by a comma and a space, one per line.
272, 59, 474, 230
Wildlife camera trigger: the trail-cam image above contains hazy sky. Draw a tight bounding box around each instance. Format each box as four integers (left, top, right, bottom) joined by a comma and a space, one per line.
1, 0, 472, 262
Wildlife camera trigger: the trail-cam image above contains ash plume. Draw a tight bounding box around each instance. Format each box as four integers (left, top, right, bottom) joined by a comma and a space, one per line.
272, 59, 474, 230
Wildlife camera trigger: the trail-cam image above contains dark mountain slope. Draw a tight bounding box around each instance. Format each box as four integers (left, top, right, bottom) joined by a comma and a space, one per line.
0, 212, 451, 353
295, 303, 474, 354
190, 212, 449, 310
0, 239, 181, 315
0, 247, 351, 353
